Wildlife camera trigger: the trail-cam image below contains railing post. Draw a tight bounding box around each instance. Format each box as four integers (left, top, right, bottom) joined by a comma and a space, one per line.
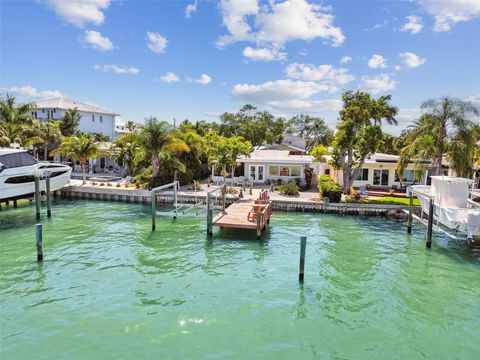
407, 187, 413, 234
426, 198, 434, 248
34, 175, 41, 221
299, 236, 306, 282
151, 193, 156, 231
46, 174, 52, 218
36, 223, 43, 262
256, 211, 262, 238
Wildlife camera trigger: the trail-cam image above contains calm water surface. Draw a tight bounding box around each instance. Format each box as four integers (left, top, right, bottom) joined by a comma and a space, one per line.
1, 200, 479, 359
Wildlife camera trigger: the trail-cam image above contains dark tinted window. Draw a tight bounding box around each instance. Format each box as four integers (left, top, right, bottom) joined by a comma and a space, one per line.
0, 152, 37, 168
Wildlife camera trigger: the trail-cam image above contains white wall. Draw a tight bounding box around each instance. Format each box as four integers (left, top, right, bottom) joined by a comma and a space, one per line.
243, 162, 308, 184
34, 108, 116, 140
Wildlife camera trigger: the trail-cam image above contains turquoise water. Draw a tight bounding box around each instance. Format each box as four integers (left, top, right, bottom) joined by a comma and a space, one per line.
1, 200, 479, 359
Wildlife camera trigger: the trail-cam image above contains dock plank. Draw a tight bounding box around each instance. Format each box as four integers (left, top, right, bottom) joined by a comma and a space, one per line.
212, 199, 259, 230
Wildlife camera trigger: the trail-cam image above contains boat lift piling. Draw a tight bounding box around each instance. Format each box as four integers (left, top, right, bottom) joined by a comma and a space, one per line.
406, 186, 437, 248
150, 181, 180, 231
299, 236, 307, 282
206, 185, 226, 236
407, 188, 413, 234
36, 223, 43, 262
426, 198, 434, 248
34, 175, 41, 221
46, 173, 52, 218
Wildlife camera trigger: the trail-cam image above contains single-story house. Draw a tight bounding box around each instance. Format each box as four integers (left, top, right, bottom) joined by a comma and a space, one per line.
237, 150, 317, 185
324, 153, 426, 189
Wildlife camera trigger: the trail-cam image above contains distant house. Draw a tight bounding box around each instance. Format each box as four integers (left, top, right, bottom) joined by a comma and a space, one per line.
324, 153, 427, 189
263, 133, 306, 154
32, 97, 120, 140
238, 150, 316, 185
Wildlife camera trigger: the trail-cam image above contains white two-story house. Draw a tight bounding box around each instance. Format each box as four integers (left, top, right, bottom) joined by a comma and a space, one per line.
32, 97, 120, 140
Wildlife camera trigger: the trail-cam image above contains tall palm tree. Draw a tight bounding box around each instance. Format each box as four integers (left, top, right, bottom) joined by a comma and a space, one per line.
0, 121, 28, 147
0, 95, 36, 124
60, 107, 81, 136
51, 134, 110, 184
26, 120, 63, 160
398, 97, 479, 177
139, 117, 172, 180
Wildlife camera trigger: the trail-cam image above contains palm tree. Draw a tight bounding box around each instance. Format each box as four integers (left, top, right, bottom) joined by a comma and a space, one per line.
398, 97, 479, 178
0, 95, 36, 124
113, 132, 141, 176
226, 136, 251, 188
0, 121, 28, 147
139, 117, 172, 181
51, 134, 110, 184
26, 120, 63, 160
59, 107, 81, 136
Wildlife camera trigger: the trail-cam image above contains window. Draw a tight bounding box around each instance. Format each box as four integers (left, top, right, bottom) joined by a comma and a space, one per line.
92, 114, 95, 122
100, 115, 103, 123
325, 168, 330, 175
280, 166, 290, 176
355, 168, 369, 181
291, 166, 301, 177
268, 165, 280, 176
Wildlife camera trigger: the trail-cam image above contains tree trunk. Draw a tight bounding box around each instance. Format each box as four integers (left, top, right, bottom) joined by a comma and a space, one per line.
152, 153, 159, 178
231, 164, 236, 189
44, 143, 48, 161
81, 162, 87, 185
343, 167, 351, 194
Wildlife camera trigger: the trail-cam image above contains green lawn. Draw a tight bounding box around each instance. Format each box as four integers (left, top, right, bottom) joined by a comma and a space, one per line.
358, 196, 420, 206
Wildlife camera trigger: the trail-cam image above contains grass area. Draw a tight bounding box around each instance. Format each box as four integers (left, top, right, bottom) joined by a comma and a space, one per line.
357, 196, 420, 206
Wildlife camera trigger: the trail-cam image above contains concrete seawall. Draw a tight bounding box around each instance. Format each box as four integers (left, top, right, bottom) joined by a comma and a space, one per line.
60, 185, 419, 218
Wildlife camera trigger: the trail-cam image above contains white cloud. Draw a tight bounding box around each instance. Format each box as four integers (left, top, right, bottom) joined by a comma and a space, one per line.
194, 74, 212, 85
400, 15, 423, 34
217, 0, 345, 48
417, 0, 480, 32
146, 32, 168, 53
231, 78, 342, 113
94, 64, 140, 74
242, 46, 286, 61
396, 108, 421, 124
359, 74, 397, 94
399, 52, 426, 68
42, 0, 110, 28
1, 85, 64, 100
285, 63, 355, 86
340, 56, 352, 64
81, 30, 113, 51
368, 54, 387, 69
185, 0, 198, 19
158, 72, 180, 83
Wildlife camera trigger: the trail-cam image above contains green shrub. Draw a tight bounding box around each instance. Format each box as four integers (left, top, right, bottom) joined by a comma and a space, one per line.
318, 175, 342, 203
277, 183, 300, 196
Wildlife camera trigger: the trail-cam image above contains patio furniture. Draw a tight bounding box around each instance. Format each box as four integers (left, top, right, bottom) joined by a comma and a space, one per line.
359, 185, 369, 199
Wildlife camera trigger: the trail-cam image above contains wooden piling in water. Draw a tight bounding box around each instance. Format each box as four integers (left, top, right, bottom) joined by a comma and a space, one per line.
34, 175, 41, 221
299, 236, 306, 282
151, 194, 156, 231
36, 223, 43, 262
207, 192, 213, 236
426, 198, 433, 248
256, 211, 262, 238
13, 200, 17, 208
407, 188, 413, 234
46, 174, 52, 218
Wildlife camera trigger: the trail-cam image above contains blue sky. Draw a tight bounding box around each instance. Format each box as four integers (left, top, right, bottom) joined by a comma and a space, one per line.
1, 0, 479, 135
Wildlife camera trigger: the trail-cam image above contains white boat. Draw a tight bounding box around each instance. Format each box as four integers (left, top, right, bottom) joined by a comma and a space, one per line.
0, 148, 72, 201
411, 176, 480, 240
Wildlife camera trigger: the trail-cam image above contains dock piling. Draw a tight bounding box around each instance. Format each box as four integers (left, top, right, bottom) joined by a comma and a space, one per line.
34, 175, 41, 221
299, 236, 306, 282
13, 200, 17, 208
36, 224, 43, 262
407, 188, 413, 234
222, 185, 226, 211
256, 211, 262, 238
207, 192, 213, 236
151, 194, 156, 231
46, 174, 52, 218
426, 198, 434, 248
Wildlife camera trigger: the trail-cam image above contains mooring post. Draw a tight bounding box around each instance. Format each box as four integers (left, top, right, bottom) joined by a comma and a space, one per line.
151, 193, 156, 231
206, 192, 213, 236
173, 181, 178, 219
426, 198, 434, 248
407, 187, 413, 234
256, 211, 263, 238
34, 175, 41, 221
36, 223, 43, 262
13, 199, 17, 208
222, 185, 226, 211
46, 174, 52, 218
299, 236, 306, 282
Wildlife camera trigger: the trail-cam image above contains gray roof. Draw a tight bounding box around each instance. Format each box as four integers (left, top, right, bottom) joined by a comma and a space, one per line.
34, 97, 119, 116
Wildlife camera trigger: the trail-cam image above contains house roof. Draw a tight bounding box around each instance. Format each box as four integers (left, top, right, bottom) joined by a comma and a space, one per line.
262, 143, 306, 152
34, 97, 119, 116
238, 150, 314, 164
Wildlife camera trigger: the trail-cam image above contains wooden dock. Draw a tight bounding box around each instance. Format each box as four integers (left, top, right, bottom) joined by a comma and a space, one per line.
211, 191, 272, 237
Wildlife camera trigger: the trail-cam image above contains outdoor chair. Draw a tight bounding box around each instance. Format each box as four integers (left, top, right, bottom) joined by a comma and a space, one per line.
359, 185, 369, 199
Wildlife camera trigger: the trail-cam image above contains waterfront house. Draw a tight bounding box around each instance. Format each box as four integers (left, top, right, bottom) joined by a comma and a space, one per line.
237, 149, 317, 185
32, 97, 120, 140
